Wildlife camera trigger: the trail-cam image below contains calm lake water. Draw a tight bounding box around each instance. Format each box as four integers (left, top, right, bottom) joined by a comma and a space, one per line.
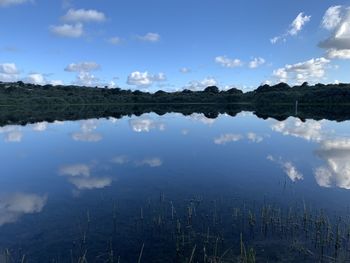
1, 111, 350, 262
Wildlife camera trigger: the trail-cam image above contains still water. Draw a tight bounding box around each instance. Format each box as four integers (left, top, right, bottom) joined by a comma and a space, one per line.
1, 112, 350, 262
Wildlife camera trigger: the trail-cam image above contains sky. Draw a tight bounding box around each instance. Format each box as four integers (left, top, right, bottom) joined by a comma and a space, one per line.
0, 0, 350, 92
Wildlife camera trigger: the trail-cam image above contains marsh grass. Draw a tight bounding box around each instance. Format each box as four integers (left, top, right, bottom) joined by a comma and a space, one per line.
2, 194, 350, 262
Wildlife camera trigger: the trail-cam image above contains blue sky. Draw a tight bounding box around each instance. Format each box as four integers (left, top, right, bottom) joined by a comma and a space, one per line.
0, 0, 350, 91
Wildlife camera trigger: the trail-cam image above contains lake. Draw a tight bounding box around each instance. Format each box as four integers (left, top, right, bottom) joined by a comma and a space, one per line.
1, 111, 350, 262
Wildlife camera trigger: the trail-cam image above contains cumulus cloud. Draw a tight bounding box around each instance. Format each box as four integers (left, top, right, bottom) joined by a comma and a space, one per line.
0, 193, 47, 226
127, 71, 166, 87
136, 158, 162, 167
319, 6, 350, 59
71, 119, 102, 142
267, 155, 303, 182
249, 57, 266, 68
326, 49, 350, 59
65, 62, 100, 86
0, 0, 30, 7
215, 56, 242, 68
50, 23, 84, 38
25, 73, 46, 85
137, 32, 160, 42
271, 12, 311, 44
314, 138, 350, 189
272, 57, 330, 84
0, 63, 19, 82
214, 133, 243, 145
62, 8, 106, 23
271, 117, 323, 142
129, 117, 165, 132
184, 77, 217, 91
0, 125, 23, 142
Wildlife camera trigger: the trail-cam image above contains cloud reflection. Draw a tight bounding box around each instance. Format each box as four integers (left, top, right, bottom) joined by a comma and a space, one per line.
71, 119, 102, 142
59, 163, 111, 190
214, 133, 243, 145
0, 193, 47, 226
136, 157, 162, 167
247, 132, 263, 143
314, 138, 350, 189
189, 113, 215, 125
267, 155, 303, 182
0, 125, 23, 142
129, 117, 165, 132
271, 117, 323, 141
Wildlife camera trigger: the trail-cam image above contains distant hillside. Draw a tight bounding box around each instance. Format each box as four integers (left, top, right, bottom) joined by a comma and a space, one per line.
1, 81, 350, 105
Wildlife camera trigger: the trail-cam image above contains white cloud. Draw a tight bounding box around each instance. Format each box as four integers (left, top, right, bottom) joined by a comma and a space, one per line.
271, 117, 323, 142
127, 71, 166, 87
289, 12, 311, 36
249, 57, 265, 69
65, 62, 100, 86
129, 117, 165, 132
214, 133, 243, 145
62, 8, 106, 23
326, 48, 350, 59
50, 23, 84, 38
137, 32, 160, 42
179, 67, 191, 73
322, 6, 343, 30
271, 12, 311, 44
320, 6, 350, 59
215, 56, 242, 68
136, 158, 162, 167
0, 0, 30, 7
75, 72, 99, 86
25, 73, 46, 85
184, 77, 217, 91
0, 193, 47, 226
108, 36, 122, 45
50, 80, 64, 86
0, 63, 19, 82
272, 57, 330, 84
65, 62, 100, 72
267, 156, 303, 182
0, 63, 19, 74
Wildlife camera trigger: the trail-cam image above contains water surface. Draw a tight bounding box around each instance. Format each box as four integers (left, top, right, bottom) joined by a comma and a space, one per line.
1, 112, 350, 262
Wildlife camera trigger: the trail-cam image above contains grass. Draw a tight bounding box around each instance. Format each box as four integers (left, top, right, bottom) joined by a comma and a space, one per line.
2, 194, 350, 262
